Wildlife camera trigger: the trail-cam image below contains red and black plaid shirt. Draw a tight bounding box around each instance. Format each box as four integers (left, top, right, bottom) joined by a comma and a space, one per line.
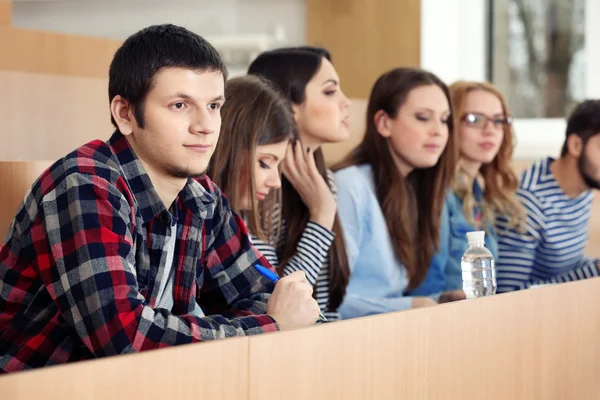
0, 132, 278, 373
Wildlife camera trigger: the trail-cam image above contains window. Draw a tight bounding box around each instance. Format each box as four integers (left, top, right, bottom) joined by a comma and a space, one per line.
489, 0, 585, 118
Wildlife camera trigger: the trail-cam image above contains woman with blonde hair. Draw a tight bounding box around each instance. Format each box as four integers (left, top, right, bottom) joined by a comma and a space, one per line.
445, 81, 525, 289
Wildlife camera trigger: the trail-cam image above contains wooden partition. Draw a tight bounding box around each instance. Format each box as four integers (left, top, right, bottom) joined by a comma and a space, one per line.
1, 278, 599, 399
248, 278, 600, 400
0, 25, 120, 161
0, 161, 53, 239
0, 26, 121, 77
0, 1, 11, 26
0, 70, 111, 161
306, 0, 420, 98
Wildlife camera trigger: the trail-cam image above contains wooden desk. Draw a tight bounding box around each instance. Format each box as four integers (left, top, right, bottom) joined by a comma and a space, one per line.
248, 279, 600, 400
1, 279, 598, 399
0, 336, 249, 400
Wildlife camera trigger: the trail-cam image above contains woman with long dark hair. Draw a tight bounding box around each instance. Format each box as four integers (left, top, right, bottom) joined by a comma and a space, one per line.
247, 47, 351, 320
208, 75, 297, 244
333, 67, 459, 318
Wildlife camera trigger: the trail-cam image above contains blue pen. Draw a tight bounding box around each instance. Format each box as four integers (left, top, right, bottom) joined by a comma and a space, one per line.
254, 264, 328, 322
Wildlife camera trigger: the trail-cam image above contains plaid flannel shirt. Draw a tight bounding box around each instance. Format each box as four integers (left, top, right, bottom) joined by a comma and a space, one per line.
0, 132, 278, 373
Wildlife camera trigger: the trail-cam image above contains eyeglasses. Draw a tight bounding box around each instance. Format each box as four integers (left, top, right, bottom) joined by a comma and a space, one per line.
462, 112, 513, 129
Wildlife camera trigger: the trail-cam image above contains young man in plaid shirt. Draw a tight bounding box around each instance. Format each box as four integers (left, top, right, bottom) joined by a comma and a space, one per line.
0, 24, 319, 373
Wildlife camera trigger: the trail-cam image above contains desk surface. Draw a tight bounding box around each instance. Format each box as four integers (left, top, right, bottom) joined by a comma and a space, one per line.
0, 335, 249, 400
1, 279, 598, 400
248, 278, 600, 400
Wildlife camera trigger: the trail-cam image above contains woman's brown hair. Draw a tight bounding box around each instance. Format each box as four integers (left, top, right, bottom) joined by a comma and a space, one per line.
449, 81, 525, 231
248, 47, 350, 311
208, 75, 297, 240
334, 67, 457, 290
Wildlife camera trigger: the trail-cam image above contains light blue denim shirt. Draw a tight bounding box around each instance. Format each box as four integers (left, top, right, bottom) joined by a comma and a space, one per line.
334, 164, 450, 319
445, 180, 498, 290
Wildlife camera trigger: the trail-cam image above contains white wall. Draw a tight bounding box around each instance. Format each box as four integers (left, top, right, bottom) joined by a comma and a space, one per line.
12, 0, 306, 43
421, 0, 600, 161
420, 0, 486, 84
12, 0, 304, 76
14, 0, 600, 160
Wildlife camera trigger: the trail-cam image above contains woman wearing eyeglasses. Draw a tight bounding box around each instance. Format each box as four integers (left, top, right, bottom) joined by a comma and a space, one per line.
444, 81, 526, 290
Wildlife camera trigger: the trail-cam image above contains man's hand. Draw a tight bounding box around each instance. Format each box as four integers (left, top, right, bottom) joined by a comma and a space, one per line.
267, 271, 320, 330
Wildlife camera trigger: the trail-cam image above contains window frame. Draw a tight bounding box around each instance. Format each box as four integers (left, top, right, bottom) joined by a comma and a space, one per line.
420, 0, 599, 161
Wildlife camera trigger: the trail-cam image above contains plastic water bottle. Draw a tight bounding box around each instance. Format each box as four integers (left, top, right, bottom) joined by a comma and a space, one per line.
461, 231, 496, 298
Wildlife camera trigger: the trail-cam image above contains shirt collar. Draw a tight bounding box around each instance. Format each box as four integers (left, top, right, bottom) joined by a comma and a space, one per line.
472, 178, 484, 201
107, 131, 216, 223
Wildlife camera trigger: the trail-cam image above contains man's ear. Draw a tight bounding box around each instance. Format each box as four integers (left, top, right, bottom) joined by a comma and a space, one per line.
566, 134, 584, 158
110, 95, 136, 135
374, 110, 392, 138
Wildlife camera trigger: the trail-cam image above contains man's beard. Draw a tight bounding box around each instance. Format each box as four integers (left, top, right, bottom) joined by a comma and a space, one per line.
578, 151, 600, 190
166, 160, 210, 179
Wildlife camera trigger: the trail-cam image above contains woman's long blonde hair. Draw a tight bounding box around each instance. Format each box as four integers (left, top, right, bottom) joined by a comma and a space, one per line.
449, 81, 525, 231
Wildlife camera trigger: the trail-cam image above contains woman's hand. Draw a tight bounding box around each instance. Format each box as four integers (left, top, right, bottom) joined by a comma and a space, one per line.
282, 141, 337, 230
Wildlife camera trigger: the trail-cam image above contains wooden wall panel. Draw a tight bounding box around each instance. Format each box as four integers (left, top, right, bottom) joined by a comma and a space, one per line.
0, 161, 53, 239
0, 1, 11, 26
306, 0, 420, 98
0, 70, 112, 161
0, 26, 121, 78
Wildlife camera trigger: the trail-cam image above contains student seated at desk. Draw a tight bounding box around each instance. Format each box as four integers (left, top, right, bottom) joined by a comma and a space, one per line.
496, 100, 600, 292
444, 81, 526, 289
332, 68, 462, 319
0, 24, 319, 373
208, 76, 298, 292
247, 48, 351, 321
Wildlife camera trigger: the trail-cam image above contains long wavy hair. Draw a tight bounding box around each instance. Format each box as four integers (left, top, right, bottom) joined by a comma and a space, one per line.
248, 47, 350, 311
449, 81, 525, 231
208, 75, 297, 240
333, 67, 457, 290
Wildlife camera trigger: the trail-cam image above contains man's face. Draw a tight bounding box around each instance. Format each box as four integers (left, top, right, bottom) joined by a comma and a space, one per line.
579, 134, 600, 190
127, 67, 225, 178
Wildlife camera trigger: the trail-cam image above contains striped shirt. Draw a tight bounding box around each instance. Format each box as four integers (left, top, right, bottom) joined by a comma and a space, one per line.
249, 170, 338, 321
495, 157, 599, 292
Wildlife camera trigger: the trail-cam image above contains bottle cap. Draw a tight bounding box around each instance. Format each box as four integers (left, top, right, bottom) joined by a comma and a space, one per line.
466, 230, 485, 245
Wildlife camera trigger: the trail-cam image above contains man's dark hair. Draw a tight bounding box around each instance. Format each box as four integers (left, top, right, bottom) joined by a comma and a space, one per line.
108, 24, 227, 128
561, 99, 600, 156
